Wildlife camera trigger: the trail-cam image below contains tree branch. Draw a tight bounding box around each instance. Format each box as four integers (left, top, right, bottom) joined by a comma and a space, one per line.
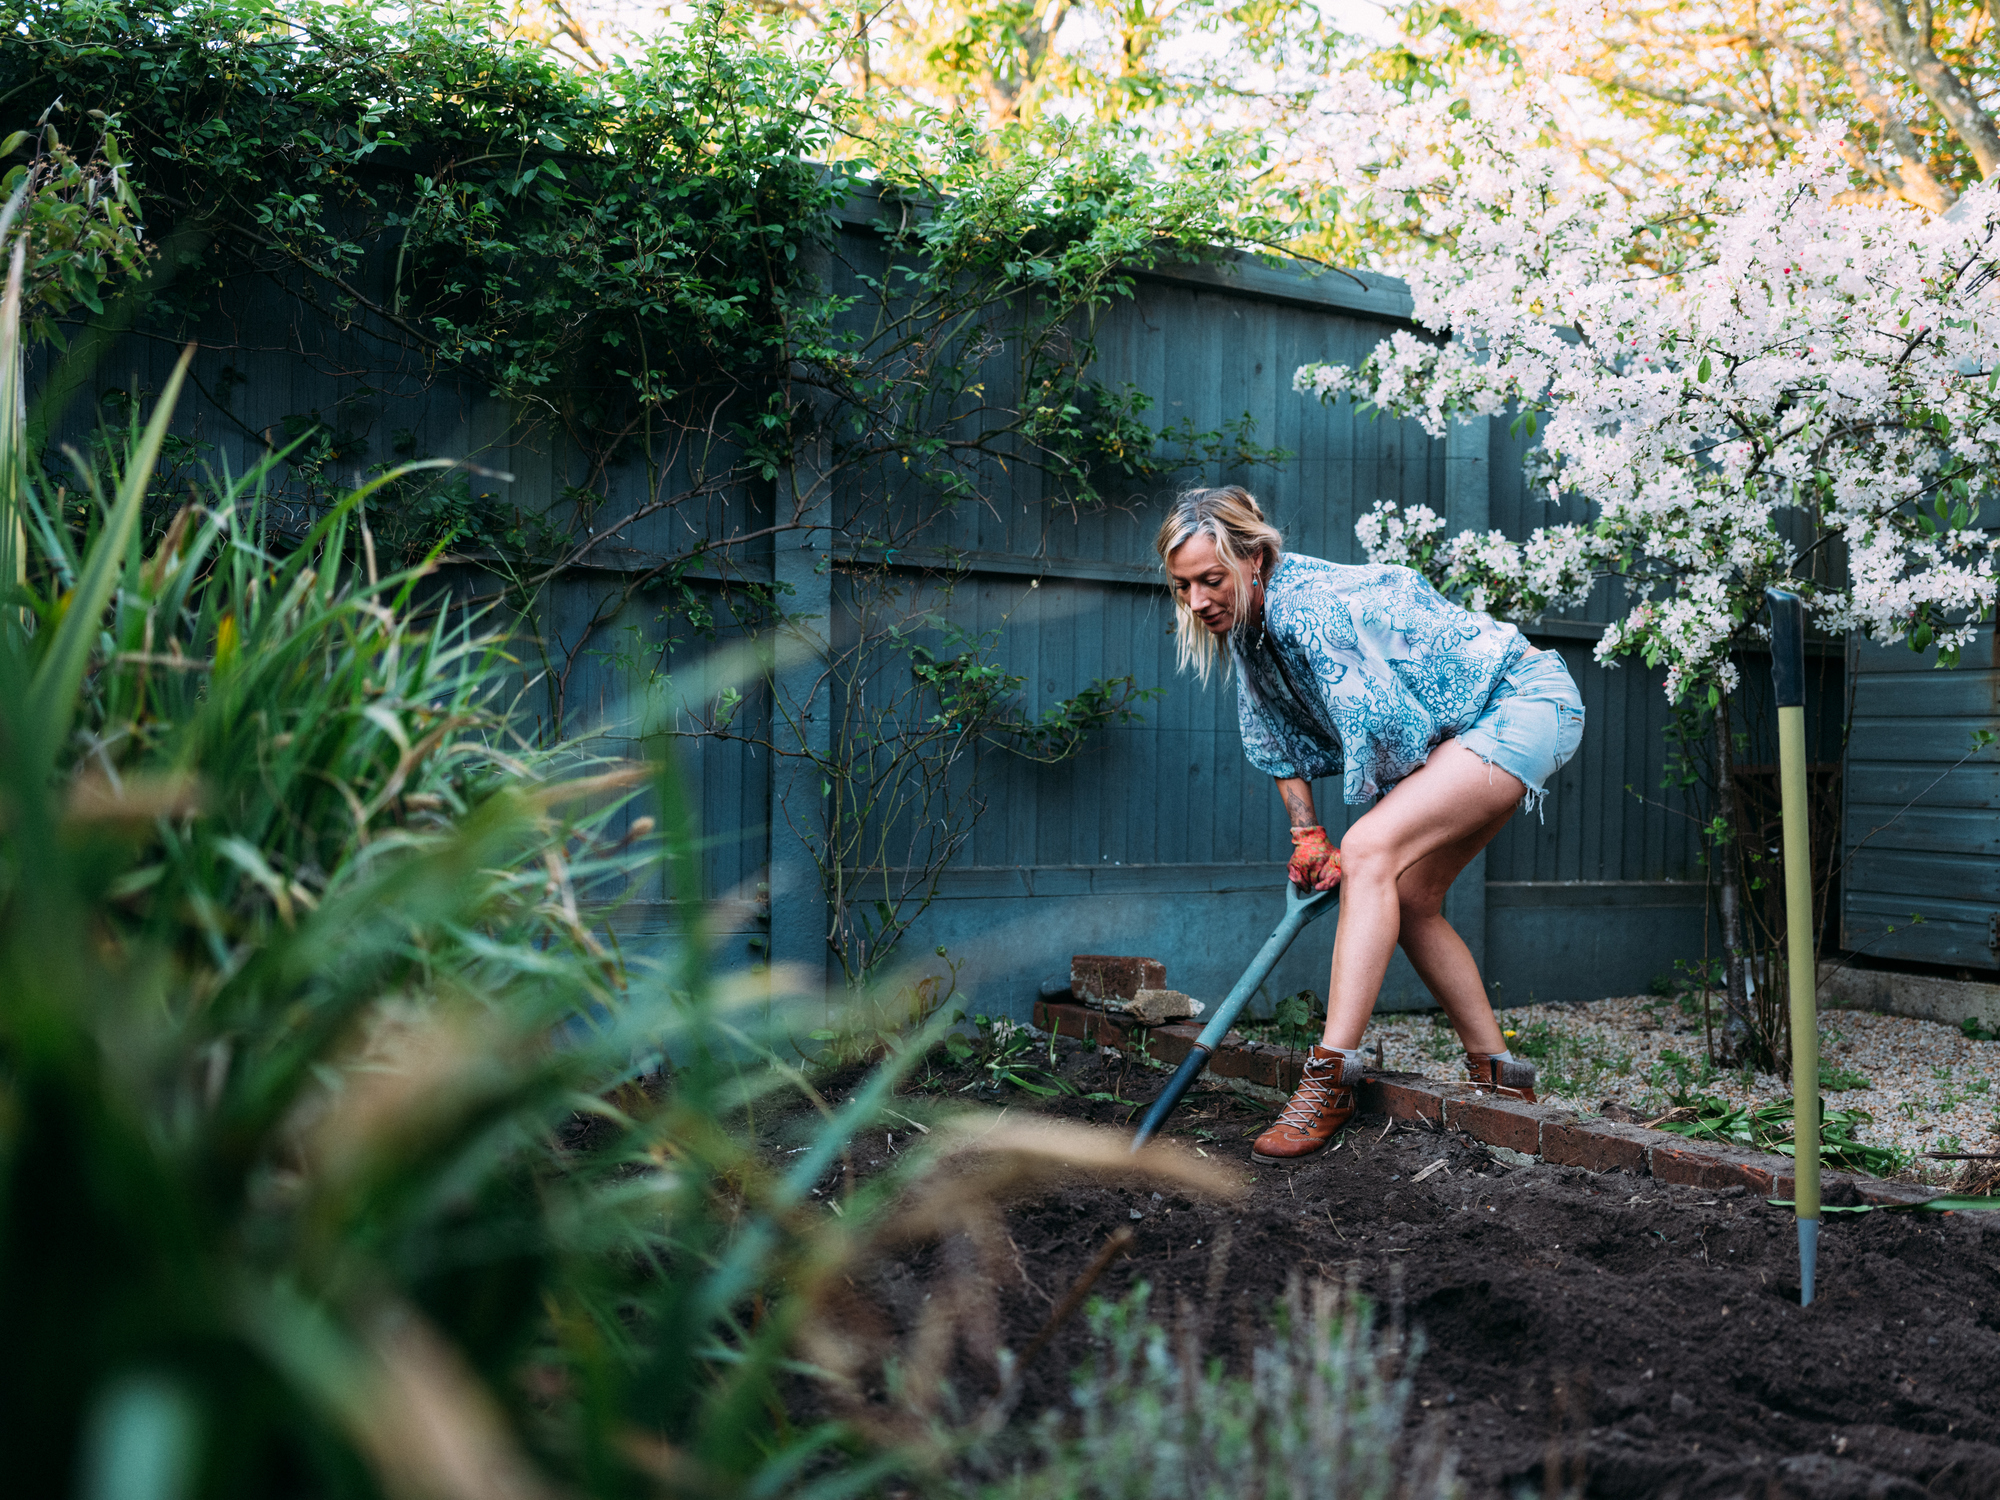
1861, 0, 2000, 180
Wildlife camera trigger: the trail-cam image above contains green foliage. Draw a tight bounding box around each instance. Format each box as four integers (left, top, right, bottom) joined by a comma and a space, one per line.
942, 1014, 1091, 1097
1961, 1015, 1998, 1043
0, 285, 952, 1495
982, 1280, 1458, 1500
1501, 1017, 1632, 1099
1645, 1047, 1719, 1107
21, 473, 578, 973
1655, 1098, 1907, 1178
0, 105, 149, 341
813, 597, 1170, 984
1266, 990, 1322, 1050
13, 0, 1286, 994
910, 625, 1160, 761
11, 0, 838, 434
1819, 1058, 1871, 1092
1420, 1012, 1464, 1062
12, 0, 1285, 507
1370, 4, 1521, 98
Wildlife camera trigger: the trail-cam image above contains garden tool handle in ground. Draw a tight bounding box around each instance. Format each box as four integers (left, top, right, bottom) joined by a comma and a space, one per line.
1130, 880, 1339, 1150
1768, 585, 1821, 1305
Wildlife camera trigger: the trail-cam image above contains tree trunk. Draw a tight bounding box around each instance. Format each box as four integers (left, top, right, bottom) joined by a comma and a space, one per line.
1713, 698, 1756, 1061
1831, 4, 1957, 211
1863, 0, 2000, 180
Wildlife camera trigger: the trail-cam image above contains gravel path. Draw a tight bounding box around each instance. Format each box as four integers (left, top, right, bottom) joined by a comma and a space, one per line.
1359, 996, 2000, 1182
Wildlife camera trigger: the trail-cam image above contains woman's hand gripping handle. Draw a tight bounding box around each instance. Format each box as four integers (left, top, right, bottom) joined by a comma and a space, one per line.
1288, 825, 1342, 891
1277, 776, 1341, 892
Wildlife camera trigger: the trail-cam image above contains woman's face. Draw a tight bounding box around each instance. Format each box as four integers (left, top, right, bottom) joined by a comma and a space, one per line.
1167, 532, 1260, 636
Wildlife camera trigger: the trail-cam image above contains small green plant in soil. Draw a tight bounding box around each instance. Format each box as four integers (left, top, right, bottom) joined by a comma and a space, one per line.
942, 1016, 1119, 1101
1239, 990, 1323, 1051
1962, 1016, 1999, 1042
1422, 1012, 1465, 1062
1646, 1047, 1724, 1108
1508, 1018, 1633, 1098
1655, 1099, 1909, 1176
1821, 1058, 1872, 1091
1932, 1076, 1981, 1112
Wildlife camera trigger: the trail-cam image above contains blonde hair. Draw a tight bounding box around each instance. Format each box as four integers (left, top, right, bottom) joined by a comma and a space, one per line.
1154, 485, 1284, 681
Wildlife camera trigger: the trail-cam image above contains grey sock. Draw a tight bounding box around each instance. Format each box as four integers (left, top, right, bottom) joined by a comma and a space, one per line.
1315, 1047, 1368, 1070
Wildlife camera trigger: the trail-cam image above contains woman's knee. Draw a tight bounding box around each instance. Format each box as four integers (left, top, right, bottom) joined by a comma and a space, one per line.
1338, 825, 1398, 881
1397, 886, 1448, 924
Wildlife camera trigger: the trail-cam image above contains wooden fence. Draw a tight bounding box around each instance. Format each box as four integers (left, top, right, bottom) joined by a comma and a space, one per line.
39, 210, 1883, 1018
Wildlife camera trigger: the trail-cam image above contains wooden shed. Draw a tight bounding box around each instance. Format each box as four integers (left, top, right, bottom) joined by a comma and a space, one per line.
1842, 626, 2000, 976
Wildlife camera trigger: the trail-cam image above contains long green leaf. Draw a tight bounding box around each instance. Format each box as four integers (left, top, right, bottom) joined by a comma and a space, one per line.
23, 344, 193, 770
0, 237, 24, 634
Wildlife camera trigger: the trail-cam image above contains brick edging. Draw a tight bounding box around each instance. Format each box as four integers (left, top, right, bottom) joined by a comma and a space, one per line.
1033, 999, 1934, 1206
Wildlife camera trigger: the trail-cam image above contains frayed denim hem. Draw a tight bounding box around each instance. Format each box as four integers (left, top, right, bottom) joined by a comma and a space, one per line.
1460, 736, 1553, 822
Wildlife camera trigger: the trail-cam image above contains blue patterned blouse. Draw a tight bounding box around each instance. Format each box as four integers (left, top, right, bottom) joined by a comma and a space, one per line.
1232, 554, 1528, 805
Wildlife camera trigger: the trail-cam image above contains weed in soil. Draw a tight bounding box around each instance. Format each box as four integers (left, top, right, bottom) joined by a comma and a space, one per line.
1506, 1016, 1635, 1100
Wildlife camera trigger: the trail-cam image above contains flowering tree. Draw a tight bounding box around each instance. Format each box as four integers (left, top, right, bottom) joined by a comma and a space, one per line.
1297, 98, 2000, 708
1295, 95, 2000, 1060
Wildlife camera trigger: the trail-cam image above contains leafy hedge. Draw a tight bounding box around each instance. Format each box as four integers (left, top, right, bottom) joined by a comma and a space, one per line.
7, 0, 838, 432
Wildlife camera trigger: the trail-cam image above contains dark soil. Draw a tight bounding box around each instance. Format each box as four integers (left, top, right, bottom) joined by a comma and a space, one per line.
842, 1039, 2000, 1500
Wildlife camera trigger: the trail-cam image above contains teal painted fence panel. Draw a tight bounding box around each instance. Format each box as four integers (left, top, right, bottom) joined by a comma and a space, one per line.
1844, 626, 2000, 972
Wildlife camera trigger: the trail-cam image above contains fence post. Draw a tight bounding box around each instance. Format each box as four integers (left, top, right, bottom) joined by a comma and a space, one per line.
1444, 416, 1491, 979
769, 456, 833, 1002
768, 247, 836, 1004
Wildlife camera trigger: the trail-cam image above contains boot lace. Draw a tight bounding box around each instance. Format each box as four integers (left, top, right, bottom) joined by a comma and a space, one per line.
1276, 1055, 1344, 1130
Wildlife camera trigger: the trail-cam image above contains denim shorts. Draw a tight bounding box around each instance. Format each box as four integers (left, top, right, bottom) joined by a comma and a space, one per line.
1457, 649, 1585, 815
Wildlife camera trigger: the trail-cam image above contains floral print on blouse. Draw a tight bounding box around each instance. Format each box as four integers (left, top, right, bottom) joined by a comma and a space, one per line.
1232, 553, 1528, 805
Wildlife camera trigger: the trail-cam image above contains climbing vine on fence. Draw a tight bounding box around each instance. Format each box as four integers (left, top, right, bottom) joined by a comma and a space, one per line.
9, 0, 1288, 982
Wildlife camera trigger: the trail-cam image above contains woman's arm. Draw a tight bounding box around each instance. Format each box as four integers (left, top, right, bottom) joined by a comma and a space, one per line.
1276, 778, 1341, 889
1276, 777, 1316, 828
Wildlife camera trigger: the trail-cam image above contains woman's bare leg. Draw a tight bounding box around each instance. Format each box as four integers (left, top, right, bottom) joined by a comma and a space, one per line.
1319, 740, 1522, 1052
1392, 809, 1515, 1053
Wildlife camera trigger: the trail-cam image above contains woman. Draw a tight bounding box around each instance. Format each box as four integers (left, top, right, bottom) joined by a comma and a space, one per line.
1157, 486, 1584, 1165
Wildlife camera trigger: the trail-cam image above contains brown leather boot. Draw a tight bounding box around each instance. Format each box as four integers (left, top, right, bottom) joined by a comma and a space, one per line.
1251, 1046, 1364, 1164
1466, 1051, 1539, 1103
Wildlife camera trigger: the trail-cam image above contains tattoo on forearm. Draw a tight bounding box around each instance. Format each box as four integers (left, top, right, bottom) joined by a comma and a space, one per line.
1280, 783, 1315, 828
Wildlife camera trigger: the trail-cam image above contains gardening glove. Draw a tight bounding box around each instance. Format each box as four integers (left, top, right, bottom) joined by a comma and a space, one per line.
1287, 825, 1342, 891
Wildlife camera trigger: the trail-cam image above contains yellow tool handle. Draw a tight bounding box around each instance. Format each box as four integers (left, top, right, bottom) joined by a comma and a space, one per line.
1778, 702, 1820, 1222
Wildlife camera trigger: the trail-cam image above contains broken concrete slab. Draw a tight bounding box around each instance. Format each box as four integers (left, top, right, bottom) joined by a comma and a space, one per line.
1101, 987, 1203, 1024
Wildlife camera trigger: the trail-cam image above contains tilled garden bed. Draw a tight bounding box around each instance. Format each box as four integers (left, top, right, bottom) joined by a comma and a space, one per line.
856, 1039, 2000, 1500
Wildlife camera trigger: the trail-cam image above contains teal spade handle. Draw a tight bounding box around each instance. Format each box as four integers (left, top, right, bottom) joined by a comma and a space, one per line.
1130, 880, 1338, 1150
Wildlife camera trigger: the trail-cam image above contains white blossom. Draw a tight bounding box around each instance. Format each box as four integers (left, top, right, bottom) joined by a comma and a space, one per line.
1299, 105, 2000, 702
